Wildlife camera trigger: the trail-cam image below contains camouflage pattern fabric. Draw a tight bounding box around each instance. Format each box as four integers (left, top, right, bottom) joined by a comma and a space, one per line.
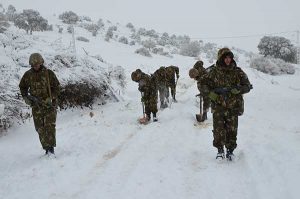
153, 67, 168, 105
19, 65, 60, 149
136, 72, 158, 116
165, 66, 179, 100
200, 48, 251, 151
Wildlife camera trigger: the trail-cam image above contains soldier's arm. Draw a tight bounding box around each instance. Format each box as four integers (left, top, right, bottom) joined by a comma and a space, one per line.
237, 68, 252, 94
19, 72, 30, 97
174, 66, 179, 78
48, 70, 60, 99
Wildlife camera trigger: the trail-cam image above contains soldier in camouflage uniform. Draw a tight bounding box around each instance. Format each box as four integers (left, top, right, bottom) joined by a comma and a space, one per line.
165, 65, 179, 102
131, 69, 158, 122
200, 48, 252, 160
189, 61, 210, 121
153, 66, 168, 109
19, 53, 60, 155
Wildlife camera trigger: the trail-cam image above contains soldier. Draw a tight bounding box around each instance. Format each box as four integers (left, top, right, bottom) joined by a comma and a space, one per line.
131, 69, 158, 122
189, 60, 210, 121
200, 48, 252, 160
19, 53, 60, 155
165, 65, 179, 102
153, 66, 168, 109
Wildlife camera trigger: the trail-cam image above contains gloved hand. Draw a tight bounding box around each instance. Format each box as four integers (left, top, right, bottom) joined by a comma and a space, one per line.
231, 88, 240, 95
208, 91, 218, 102
44, 98, 52, 109
208, 91, 226, 106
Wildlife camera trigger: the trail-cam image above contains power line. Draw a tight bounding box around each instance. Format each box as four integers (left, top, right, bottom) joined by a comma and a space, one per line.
191, 30, 297, 40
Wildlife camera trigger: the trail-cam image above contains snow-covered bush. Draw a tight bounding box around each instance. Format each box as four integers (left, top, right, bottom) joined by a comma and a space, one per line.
105, 26, 117, 41
108, 65, 126, 88
14, 9, 48, 34
118, 36, 128, 44
157, 32, 170, 46
59, 81, 108, 109
76, 36, 89, 42
180, 41, 201, 57
258, 36, 297, 63
97, 19, 104, 29
67, 25, 73, 33
250, 56, 295, 75
142, 39, 156, 50
130, 33, 141, 43
59, 11, 79, 24
135, 47, 152, 57
129, 40, 135, 46
81, 23, 100, 36
79, 15, 91, 22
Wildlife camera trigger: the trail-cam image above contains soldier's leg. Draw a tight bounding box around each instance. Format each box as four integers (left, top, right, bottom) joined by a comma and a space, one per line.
202, 95, 210, 120
144, 101, 151, 120
212, 111, 226, 149
171, 84, 176, 101
150, 95, 158, 121
224, 114, 238, 151
44, 109, 57, 148
32, 108, 48, 149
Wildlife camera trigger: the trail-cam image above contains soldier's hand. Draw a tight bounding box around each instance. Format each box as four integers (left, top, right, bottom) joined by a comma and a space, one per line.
45, 98, 52, 109
231, 88, 240, 95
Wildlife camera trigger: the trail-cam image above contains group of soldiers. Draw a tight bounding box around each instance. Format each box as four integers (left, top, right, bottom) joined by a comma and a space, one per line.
131, 47, 252, 160
19, 47, 252, 160
131, 65, 179, 122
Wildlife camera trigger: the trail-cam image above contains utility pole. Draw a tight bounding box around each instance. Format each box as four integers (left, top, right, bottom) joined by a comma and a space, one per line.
297, 30, 300, 64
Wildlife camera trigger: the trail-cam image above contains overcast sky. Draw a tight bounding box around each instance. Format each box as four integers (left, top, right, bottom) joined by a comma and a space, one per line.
2, 0, 300, 52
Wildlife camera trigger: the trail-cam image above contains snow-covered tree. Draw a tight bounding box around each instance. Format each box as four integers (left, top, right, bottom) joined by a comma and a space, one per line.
6, 5, 16, 21
82, 23, 100, 36
180, 41, 201, 57
118, 36, 128, 44
0, 12, 9, 33
105, 26, 117, 41
142, 39, 156, 50
126, 22, 135, 31
14, 9, 48, 34
157, 32, 170, 46
59, 11, 79, 24
135, 47, 152, 57
258, 36, 297, 63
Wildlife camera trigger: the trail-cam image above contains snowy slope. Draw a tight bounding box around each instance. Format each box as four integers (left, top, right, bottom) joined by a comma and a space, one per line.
1, 8, 300, 199
1, 34, 300, 199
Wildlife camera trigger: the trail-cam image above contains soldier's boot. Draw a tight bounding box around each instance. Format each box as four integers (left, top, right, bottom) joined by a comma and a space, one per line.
160, 101, 167, 109
49, 146, 55, 155
153, 112, 158, 122
202, 112, 207, 121
226, 148, 234, 161
172, 95, 177, 103
45, 148, 49, 155
146, 113, 151, 122
216, 147, 225, 159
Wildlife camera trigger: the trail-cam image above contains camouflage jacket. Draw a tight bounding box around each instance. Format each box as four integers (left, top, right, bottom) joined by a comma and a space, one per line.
19, 65, 60, 103
165, 66, 179, 82
200, 62, 251, 115
138, 73, 157, 101
153, 67, 167, 87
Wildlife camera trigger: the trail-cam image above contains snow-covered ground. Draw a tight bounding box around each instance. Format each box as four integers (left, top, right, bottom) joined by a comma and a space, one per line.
1, 14, 300, 199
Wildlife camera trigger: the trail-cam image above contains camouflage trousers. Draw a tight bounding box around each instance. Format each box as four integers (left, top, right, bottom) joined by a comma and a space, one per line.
202, 95, 211, 112
143, 95, 158, 116
32, 107, 57, 149
157, 84, 168, 104
166, 81, 176, 100
212, 111, 238, 151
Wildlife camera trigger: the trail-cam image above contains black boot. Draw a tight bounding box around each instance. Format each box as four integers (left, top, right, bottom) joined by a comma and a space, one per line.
202, 112, 207, 121
216, 147, 225, 159
226, 148, 234, 161
153, 112, 158, 122
48, 147, 55, 155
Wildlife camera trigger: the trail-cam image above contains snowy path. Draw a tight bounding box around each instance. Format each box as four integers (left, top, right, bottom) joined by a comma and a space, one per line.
1, 67, 300, 199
